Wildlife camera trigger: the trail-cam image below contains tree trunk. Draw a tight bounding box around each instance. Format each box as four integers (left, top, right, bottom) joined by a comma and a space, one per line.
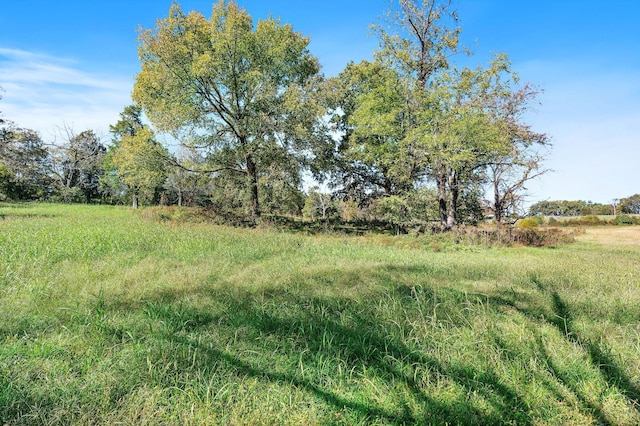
246, 153, 260, 223
446, 171, 459, 229
132, 194, 139, 209
436, 168, 448, 230
493, 179, 503, 224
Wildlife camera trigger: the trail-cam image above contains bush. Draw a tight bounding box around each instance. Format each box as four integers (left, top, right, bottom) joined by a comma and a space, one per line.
614, 214, 637, 225
565, 215, 604, 226
450, 226, 575, 247
518, 217, 540, 229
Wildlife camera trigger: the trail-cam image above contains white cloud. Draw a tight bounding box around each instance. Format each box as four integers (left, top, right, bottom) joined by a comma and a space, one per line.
0, 47, 133, 141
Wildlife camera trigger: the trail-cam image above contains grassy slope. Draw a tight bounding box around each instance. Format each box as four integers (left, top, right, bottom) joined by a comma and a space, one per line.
0, 203, 638, 425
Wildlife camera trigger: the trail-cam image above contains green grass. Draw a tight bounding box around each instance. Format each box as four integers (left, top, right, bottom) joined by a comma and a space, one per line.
1, 203, 639, 425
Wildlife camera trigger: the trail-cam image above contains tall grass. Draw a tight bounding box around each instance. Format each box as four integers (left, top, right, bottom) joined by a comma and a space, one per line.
1, 203, 639, 425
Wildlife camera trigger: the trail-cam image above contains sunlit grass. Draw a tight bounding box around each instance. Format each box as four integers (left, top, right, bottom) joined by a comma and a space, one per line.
1, 203, 639, 424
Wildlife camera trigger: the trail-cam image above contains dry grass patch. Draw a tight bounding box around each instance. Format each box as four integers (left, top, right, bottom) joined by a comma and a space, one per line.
575, 226, 640, 247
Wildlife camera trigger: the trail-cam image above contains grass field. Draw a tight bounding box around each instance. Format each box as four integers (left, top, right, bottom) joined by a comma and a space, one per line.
1, 203, 639, 425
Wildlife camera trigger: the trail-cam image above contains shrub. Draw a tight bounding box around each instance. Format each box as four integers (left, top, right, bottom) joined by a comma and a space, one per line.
518, 217, 540, 229
565, 215, 604, 226
615, 214, 637, 225
451, 226, 575, 247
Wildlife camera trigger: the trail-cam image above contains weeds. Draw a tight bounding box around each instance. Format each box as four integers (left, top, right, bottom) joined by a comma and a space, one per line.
0, 203, 638, 425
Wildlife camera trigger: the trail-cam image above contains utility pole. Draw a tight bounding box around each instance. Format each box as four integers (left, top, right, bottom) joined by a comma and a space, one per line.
612, 198, 619, 216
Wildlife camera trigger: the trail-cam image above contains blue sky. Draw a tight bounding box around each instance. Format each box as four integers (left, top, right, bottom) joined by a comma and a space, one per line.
1, 0, 638, 204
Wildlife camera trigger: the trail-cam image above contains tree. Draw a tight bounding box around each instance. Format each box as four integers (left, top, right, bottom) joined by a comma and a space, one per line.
1, 90, 52, 200
52, 128, 106, 202
164, 147, 213, 207
357, 0, 490, 229
109, 105, 168, 208
302, 186, 334, 221
258, 163, 305, 216
359, 0, 548, 230
133, 1, 324, 223
619, 194, 640, 215
373, 195, 411, 234
323, 0, 465, 212
528, 200, 610, 217
373, 0, 467, 89
482, 83, 550, 224
326, 60, 424, 202
0, 122, 51, 200
416, 61, 510, 229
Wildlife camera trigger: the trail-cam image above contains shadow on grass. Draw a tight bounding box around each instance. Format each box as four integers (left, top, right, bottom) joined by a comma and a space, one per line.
549, 292, 640, 407
34, 260, 633, 425
261, 214, 401, 236
143, 287, 532, 425
482, 282, 640, 424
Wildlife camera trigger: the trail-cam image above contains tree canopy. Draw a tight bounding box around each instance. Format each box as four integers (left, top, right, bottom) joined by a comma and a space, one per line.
0, 3, 585, 231
133, 0, 325, 221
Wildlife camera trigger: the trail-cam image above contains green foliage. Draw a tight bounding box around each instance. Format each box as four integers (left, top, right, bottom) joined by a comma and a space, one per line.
455, 186, 485, 225
109, 106, 168, 208
0, 123, 51, 200
518, 217, 540, 229
327, 0, 548, 230
529, 200, 612, 217
51, 129, 106, 203
326, 61, 421, 199
620, 194, 640, 214
372, 195, 410, 234
614, 214, 638, 225
133, 1, 324, 221
111, 128, 167, 208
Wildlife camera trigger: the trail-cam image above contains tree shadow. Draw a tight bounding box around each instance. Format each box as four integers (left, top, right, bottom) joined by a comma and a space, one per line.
478, 282, 640, 423
261, 214, 400, 236
87, 261, 638, 424
145, 287, 532, 425
549, 291, 640, 407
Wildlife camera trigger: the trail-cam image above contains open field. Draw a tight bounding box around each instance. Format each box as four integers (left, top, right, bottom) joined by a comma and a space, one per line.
1, 203, 639, 425
574, 226, 640, 247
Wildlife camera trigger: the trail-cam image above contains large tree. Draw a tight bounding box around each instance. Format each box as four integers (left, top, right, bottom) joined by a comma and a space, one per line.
0, 90, 51, 200
348, 0, 548, 229
133, 1, 324, 222
349, 0, 473, 229
326, 60, 425, 201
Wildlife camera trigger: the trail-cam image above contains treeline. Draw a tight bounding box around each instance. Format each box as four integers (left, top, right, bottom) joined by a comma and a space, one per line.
2, 0, 555, 230
529, 196, 640, 217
